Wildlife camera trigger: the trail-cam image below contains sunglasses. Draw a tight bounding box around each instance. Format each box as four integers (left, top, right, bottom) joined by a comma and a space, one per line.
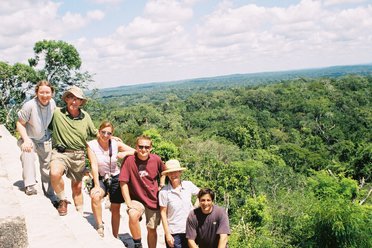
66, 94, 83, 101
100, 130, 112, 136
138, 145, 151, 150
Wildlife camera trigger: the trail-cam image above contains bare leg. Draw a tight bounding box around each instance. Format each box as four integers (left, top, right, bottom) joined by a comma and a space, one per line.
71, 180, 83, 210
111, 203, 121, 238
147, 227, 157, 248
128, 209, 142, 240
91, 189, 104, 226
50, 162, 65, 196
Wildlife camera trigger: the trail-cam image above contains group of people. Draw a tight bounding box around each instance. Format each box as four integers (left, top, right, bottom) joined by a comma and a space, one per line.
16, 80, 230, 248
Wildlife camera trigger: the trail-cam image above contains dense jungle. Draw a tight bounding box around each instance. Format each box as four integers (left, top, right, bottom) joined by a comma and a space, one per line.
1, 40, 371, 247
85, 74, 372, 248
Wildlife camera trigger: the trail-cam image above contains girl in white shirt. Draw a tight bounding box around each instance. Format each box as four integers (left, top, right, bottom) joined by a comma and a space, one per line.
87, 121, 135, 238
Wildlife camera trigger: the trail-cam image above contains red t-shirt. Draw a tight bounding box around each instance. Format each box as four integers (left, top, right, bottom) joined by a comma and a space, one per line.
119, 154, 164, 210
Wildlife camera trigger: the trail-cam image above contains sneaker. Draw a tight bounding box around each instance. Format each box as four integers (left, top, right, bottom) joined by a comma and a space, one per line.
25, 185, 37, 195
134, 243, 143, 248
57, 199, 68, 216
52, 200, 59, 209
96, 224, 104, 237
104, 198, 111, 209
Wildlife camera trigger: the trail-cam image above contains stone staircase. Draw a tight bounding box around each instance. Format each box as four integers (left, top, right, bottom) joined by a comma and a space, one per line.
0, 125, 165, 248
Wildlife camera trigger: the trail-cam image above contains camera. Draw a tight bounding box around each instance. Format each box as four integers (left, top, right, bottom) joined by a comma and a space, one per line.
103, 174, 112, 190
56, 144, 66, 153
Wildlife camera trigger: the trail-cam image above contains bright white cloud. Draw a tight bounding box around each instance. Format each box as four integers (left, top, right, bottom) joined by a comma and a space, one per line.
323, 0, 367, 6
1, 0, 372, 88
87, 10, 105, 20
89, 0, 123, 4
144, 0, 194, 22
0, 0, 106, 65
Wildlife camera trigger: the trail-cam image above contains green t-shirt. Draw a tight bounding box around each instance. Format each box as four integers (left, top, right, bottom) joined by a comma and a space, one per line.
50, 107, 97, 150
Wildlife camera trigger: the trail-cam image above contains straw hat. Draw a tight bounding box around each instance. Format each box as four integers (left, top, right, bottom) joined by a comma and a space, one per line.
161, 159, 186, 176
62, 86, 87, 106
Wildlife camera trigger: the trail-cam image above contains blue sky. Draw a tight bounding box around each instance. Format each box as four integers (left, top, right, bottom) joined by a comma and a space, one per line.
1, 0, 372, 88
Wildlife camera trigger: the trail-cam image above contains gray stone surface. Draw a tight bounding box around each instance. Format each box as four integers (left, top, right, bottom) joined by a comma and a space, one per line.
0, 127, 28, 248
0, 217, 28, 248
0, 125, 165, 248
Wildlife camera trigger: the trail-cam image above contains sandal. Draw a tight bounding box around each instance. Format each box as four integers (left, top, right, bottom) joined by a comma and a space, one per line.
96, 224, 104, 237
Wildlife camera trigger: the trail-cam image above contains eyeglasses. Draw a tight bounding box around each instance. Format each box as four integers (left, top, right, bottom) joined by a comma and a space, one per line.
138, 145, 151, 150
100, 130, 112, 136
66, 94, 83, 102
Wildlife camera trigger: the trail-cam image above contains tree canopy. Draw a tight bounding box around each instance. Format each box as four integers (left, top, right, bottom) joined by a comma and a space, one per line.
86, 74, 372, 247
0, 40, 93, 130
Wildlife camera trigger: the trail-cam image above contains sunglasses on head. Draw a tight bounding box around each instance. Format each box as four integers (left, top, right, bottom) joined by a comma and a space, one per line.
138, 145, 151, 150
100, 130, 112, 136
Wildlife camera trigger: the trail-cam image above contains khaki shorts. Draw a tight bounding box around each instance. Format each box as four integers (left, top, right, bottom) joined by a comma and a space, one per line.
145, 206, 161, 229
50, 149, 86, 181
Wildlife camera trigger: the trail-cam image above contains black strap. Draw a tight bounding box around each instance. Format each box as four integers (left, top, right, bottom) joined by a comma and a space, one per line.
108, 139, 112, 176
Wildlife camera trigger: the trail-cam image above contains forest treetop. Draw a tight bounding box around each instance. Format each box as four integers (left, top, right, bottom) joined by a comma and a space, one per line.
1, 39, 371, 247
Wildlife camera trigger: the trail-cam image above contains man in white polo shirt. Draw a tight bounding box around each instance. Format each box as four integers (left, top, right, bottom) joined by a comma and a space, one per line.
159, 159, 199, 248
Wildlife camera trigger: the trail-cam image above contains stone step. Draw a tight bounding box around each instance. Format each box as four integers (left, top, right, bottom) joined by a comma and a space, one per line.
0, 125, 165, 248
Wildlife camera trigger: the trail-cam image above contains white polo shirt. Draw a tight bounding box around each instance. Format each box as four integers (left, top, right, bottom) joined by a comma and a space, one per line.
159, 181, 199, 234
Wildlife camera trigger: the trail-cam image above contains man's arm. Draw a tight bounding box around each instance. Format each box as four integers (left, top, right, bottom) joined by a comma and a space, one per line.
218, 234, 228, 248
85, 112, 98, 138
86, 146, 100, 194
120, 182, 133, 208
159, 175, 166, 189
16, 120, 33, 152
117, 141, 135, 159
217, 207, 231, 248
160, 206, 174, 247
187, 239, 198, 248
186, 211, 199, 248
159, 160, 166, 188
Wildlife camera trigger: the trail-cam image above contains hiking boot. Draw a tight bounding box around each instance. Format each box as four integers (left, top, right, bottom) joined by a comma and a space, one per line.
57, 199, 68, 216
52, 200, 59, 209
25, 185, 37, 195
96, 224, 104, 237
134, 243, 143, 248
104, 198, 111, 210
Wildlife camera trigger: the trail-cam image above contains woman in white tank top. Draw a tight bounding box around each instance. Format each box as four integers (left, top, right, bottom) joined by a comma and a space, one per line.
87, 121, 135, 238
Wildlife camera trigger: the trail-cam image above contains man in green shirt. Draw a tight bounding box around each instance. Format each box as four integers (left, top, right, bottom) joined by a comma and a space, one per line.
49, 86, 97, 216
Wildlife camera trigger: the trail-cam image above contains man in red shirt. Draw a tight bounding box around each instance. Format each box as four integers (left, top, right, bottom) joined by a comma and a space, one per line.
119, 135, 165, 248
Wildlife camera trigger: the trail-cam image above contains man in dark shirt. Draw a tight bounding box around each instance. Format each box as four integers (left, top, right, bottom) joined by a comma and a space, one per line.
186, 188, 230, 248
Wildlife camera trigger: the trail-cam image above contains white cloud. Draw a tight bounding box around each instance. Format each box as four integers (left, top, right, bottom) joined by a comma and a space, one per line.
89, 0, 123, 4
81, 0, 372, 87
1, 0, 372, 88
62, 10, 105, 30
144, 0, 194, 22
0, 1, 62, 63
0, 0, 105, 65
191, 0, 372, 71
87, 10, 105, 20
62, 12, 87, 28
323, 0, 367, 6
